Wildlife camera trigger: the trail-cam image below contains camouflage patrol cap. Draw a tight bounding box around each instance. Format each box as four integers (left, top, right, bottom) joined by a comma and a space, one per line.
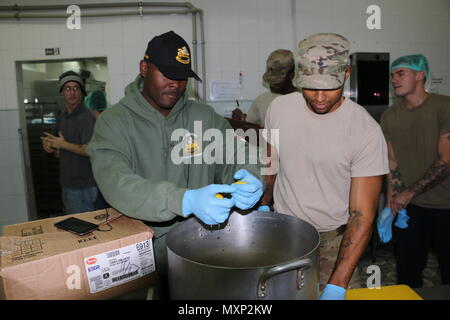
262, 49, 295, 84
296, 33, 350, 90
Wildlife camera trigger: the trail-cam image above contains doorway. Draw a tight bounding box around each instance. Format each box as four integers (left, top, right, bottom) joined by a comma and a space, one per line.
16, 57, 109, 220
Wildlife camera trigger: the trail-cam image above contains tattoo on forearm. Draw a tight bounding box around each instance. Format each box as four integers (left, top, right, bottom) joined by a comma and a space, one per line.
348, 210, 362, 230
408, 159, 449, 195
341, 235, 353, 249
447, 134, 450, 141
391, 168, 402, 179
389, 166, 406, 197
330, 210, 363, 277
339, 210, 363, 249
391, 181, 406, 193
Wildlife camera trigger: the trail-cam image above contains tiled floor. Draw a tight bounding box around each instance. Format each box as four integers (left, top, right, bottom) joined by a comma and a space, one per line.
358, 240, 441, 288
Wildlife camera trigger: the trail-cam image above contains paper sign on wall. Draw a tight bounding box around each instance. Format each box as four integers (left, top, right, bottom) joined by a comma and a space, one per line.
209, 80, 240, 101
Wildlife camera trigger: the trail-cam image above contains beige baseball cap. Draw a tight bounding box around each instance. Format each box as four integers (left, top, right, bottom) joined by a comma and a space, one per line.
295, 33, 350, 90
262, 49, 295, 84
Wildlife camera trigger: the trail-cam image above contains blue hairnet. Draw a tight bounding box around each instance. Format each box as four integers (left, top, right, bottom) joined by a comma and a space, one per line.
85, 90, 107, 112
391, 54, 429, 79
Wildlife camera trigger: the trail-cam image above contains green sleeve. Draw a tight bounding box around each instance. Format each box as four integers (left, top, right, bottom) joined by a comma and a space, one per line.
87, 113, 187, 222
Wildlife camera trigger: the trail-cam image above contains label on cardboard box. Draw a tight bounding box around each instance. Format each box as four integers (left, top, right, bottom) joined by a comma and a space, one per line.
84, 239, 155, 294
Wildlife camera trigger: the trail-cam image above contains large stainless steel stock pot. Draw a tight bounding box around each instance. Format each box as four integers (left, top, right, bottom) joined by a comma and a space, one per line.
166, 211, 320, 300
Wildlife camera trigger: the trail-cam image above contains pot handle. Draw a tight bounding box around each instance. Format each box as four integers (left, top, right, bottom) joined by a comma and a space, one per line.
257, 258, 312, 299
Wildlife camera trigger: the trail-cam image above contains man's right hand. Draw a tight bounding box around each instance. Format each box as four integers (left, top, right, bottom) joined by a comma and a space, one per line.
41, 134, 54, 153
182, 184, 237, 225
320, 284, 346, 300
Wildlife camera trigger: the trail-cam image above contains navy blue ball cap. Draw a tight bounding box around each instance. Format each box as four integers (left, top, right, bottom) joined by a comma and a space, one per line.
143, 31, 202, 82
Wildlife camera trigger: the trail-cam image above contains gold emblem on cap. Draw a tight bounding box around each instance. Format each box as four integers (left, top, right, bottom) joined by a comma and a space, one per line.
176, 46, 190, 64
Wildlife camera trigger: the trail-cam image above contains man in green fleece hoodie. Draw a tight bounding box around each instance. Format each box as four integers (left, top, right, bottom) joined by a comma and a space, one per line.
87, 31, 263, 298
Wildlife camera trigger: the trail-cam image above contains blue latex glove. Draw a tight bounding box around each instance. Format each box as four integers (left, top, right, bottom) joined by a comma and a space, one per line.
377, 207, 394, 243
182, 184, 237, 225
320, 284, 346, 300
257, 205, 271, 212
395, 209, 409, 229
231, 169, 264, 210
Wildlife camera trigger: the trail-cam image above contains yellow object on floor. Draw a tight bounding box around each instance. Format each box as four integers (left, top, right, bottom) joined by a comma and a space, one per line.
346, 285, 423, 300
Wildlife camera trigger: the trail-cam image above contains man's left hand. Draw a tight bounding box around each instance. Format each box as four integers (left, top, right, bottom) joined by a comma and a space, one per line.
394, 209, 409, 229
231, 169, 263, 210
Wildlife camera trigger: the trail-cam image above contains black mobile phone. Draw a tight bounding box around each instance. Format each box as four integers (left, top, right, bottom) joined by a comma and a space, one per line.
54, 217, 99, 236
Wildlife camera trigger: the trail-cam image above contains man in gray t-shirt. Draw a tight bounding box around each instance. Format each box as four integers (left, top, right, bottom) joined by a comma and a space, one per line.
41, 71, 98, 214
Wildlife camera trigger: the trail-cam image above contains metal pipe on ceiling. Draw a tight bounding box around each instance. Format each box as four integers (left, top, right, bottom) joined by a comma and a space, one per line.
0, 2, 197, 11
0, 2, 207, 101
191, 10, 199, 100
198, 9, 206, 101
0, 10, 195, 18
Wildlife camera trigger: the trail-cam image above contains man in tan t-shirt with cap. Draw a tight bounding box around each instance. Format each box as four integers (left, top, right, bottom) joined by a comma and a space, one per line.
246, 49, 297, 127
261, 33, 388, 299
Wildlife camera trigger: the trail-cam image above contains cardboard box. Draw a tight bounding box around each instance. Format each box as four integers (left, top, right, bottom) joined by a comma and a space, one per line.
0, 209, 156, 300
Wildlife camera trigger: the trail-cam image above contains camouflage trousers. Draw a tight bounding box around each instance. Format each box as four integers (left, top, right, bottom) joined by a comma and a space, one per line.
319, 226, 362, 290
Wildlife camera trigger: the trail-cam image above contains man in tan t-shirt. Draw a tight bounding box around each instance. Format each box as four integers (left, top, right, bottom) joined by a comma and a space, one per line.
260, 33, 388, 300
378, 54, 450, 288
246, 49, 297, 127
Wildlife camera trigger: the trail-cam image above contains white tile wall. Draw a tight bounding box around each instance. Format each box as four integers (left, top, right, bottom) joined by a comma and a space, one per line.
0, 79, 6, 108
0, 140, 21, 168
1, 50, 17, 81
4, 80, 18, 110
81, 20, 105, 47
121, 16, 144, 46
416, 0, 450, 16
82, 46, 105, 58
0, 195, 29, 231
0, 0, 449, 230
0, 110, 20, 141
0, 109, 28, 228
0, 167, 26, 197
60, 26, 84, 48
1, 23, 21, 51
102, 18, 124, 46
104, 45, 125, 75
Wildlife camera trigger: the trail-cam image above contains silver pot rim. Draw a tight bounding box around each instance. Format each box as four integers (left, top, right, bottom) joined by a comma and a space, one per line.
167, 210, 320, 270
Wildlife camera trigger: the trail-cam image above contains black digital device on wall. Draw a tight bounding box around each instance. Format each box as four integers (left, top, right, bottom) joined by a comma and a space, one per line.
349, 52, 390, 122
